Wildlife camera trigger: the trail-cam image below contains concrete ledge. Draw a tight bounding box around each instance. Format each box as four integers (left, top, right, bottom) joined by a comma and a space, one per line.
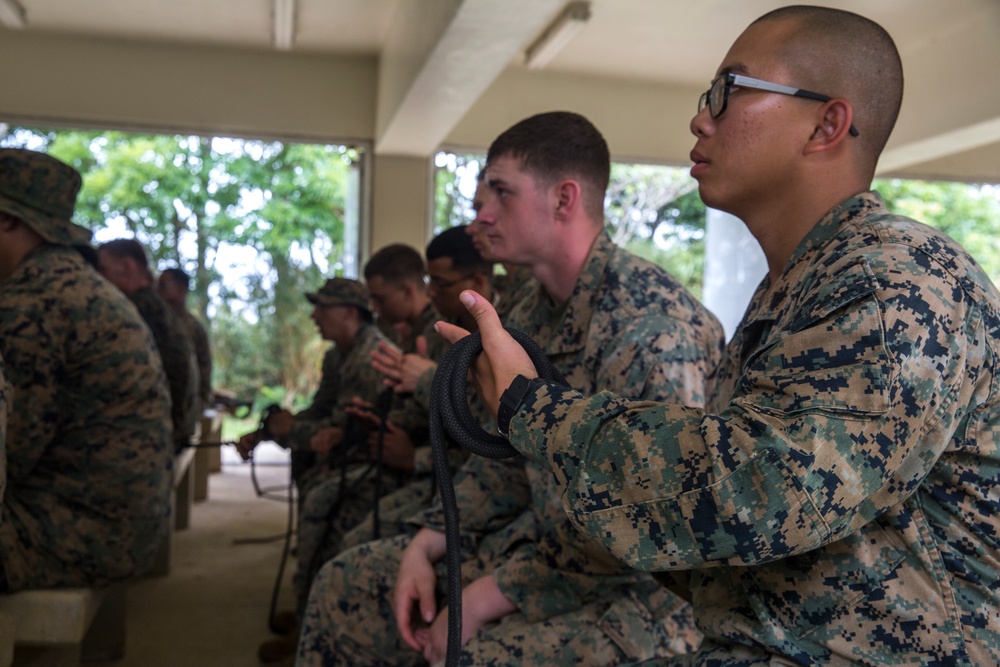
0, 588, 106, 645
0, 585, 127, 667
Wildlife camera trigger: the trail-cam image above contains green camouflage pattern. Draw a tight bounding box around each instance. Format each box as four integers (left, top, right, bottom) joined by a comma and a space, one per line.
177, 308, 212, 406
493, 264, 535, 322
290, 324, 390, 451
0, 149, 92, 246
306, 277, 371, 311
128, 286, 200, 449
509, 193, 1000, 666
298, 232, 724, 665
338, 476, 436, 552
292, 322, 402, 614
0, 245, 172, 591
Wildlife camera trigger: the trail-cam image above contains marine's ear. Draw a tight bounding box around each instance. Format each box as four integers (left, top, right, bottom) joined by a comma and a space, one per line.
804, 98, 855, 155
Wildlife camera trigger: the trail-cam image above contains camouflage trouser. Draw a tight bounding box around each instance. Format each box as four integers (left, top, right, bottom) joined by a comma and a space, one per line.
296, 534, 700, 666
339, 476, 435, 552
625, 645, 772, 667
294, 464, 420, 618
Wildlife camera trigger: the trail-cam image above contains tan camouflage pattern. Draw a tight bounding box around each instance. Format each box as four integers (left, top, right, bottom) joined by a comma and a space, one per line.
0, 245, 172, 591
128, 286, 200, 449
509, 193, 1000, 666
297, 232, 724, 665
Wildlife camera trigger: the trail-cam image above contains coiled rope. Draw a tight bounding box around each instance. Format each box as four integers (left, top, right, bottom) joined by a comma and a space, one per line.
428, 328, 564, 667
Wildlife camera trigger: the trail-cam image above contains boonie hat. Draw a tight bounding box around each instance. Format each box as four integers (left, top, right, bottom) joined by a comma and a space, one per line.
0, 148, 93, 245
306, 277, 370, 312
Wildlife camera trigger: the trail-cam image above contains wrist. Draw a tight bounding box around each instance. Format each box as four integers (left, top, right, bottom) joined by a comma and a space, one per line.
412, 528, 447, 561
496, 374, 537, 438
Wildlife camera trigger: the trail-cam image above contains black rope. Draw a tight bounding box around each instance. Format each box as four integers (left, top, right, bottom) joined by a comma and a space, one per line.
304, 387, 396, 597
428, 328, 564, 667
370, 386, 395, 540
266, 462, 296, 634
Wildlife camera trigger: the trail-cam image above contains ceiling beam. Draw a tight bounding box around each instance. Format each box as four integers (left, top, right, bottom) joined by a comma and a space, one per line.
374, 0, 565, 156
0, 0, 26, 29
273, 0, 295, 50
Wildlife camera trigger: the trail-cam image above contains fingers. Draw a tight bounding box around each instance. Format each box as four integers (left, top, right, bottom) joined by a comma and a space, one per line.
350, 396, 374, 410
371, 343, 404, 381
417, 576, 437, 626
415, 335, 429, 359
394, 593, 421, 651
458, 289, 503, 334
435, 320, 470, 345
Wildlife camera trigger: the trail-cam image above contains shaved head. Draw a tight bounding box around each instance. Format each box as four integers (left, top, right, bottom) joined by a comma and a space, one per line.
752, 6, 903, 172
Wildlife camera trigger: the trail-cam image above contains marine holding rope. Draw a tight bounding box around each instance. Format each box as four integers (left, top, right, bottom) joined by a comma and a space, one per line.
436, 6, 1000, 666
295, 111, 724, 666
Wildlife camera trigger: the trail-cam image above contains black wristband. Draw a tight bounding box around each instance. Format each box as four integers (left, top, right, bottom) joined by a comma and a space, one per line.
497, 374, 535, 438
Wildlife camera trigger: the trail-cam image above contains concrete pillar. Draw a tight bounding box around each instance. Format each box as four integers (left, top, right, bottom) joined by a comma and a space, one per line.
368, 155, 435, 258
702, 208, 766, 342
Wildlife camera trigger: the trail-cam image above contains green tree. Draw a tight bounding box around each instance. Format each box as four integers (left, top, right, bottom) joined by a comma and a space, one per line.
0, 125, 362, 404
606, 163, 706, 297
434, 152, 482, 232
875, 178, 1000, 286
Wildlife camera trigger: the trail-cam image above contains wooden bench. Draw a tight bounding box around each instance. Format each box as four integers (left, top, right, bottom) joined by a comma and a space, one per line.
0, 583, 126, 666
148, 444, 197, 576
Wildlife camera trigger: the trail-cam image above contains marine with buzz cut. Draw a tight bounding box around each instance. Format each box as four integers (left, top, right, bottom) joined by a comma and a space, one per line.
445, 6, 1000, 665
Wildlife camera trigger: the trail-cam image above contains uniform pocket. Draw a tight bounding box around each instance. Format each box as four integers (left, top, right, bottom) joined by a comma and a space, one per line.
736, 260, 892, 419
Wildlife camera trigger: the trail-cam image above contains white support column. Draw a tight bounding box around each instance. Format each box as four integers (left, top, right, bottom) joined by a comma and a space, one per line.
702, 208, 766, 342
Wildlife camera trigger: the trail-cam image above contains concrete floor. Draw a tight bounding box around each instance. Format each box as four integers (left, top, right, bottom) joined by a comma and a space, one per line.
92, 460, 298, 667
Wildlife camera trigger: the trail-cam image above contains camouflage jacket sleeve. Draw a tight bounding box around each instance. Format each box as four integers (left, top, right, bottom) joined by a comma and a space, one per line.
507, 219, 997, 575
290, 325, 389, 452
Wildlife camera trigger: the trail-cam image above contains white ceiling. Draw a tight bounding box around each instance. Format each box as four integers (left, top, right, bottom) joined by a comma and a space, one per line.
2, 0, 999, 182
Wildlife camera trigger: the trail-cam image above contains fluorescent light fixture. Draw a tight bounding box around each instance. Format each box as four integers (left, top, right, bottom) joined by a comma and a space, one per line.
273, 0, 295, 50
0, 0, 26, 29
524, 1, 591, 70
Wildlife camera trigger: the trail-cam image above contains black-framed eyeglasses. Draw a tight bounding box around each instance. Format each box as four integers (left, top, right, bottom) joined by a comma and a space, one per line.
698, 73, 860, 137
428, 273, 475, 291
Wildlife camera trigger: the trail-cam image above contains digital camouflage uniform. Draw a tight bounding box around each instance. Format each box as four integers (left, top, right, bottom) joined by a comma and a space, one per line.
292, 322, 393, 615
506, 193, 1000, 666
298, 232, 726, 666
338, 308, 495, 555
177, 307, 212, 407
297, 302, 467, 597
492, 264, 535, 322
0, 246, 173, 591
129, 285, 200, 451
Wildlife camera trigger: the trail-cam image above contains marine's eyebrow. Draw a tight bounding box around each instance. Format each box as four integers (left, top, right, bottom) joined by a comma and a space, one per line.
715, 63, 750, 79
485, 175, 511, 191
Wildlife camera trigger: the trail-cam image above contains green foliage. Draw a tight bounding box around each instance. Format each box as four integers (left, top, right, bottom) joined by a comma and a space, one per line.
434, 152, 483, 232
1, 125, 362, 406
874, 179, 1000, 286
